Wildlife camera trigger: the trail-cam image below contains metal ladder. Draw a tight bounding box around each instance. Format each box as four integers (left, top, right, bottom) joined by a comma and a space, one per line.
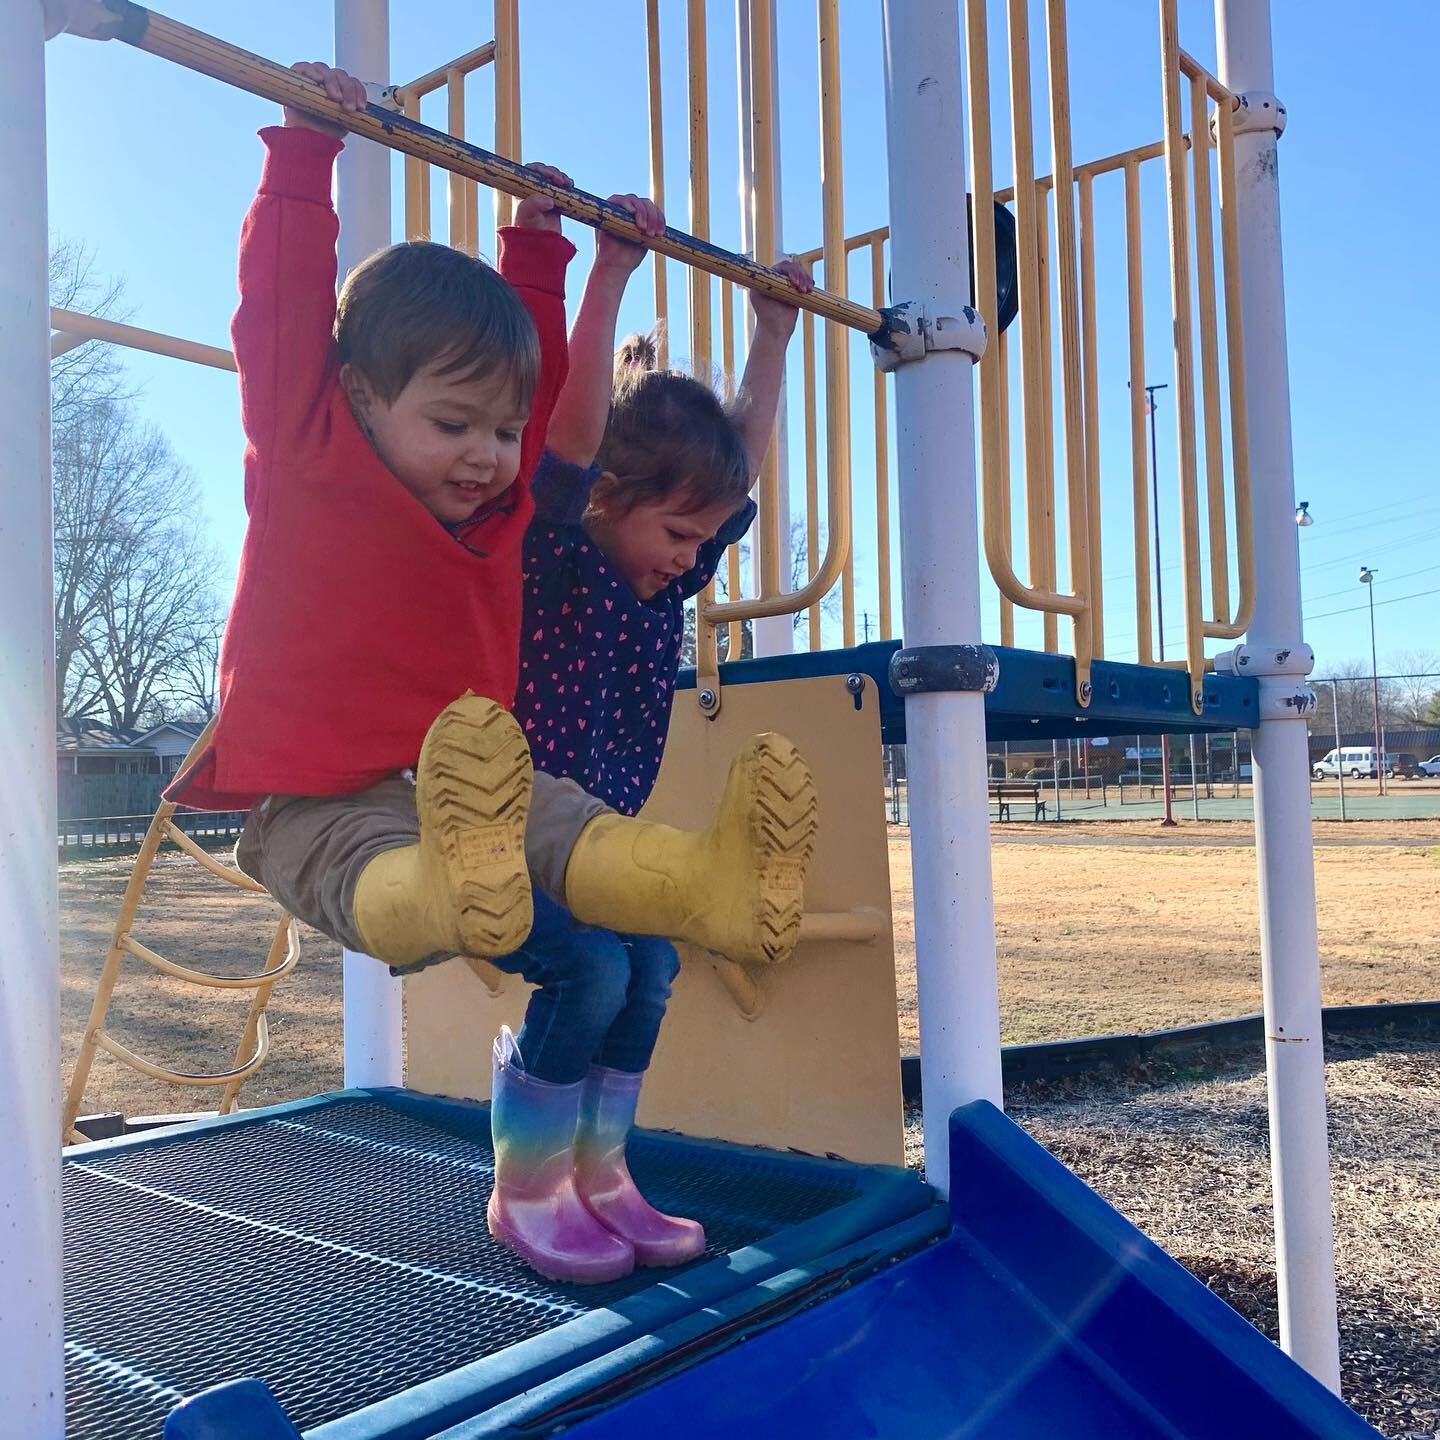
62, 719, 300, 1142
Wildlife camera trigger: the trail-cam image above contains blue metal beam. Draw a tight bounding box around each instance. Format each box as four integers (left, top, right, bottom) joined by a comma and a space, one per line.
677, 641, 1260, 745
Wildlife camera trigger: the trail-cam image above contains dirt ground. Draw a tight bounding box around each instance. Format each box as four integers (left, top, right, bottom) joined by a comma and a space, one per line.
59, 854, 346, 1122
59, 822, 1440, 1119
901, 1035, 1440, 1440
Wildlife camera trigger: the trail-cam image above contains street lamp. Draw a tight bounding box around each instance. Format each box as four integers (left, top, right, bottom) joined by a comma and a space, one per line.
1140, 380, 1176, 826
1294, 500, 1313, 527
1360, 566, 1386, 796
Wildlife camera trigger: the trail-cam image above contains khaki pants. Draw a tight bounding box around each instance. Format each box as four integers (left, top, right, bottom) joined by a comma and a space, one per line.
235, 770, 609, 953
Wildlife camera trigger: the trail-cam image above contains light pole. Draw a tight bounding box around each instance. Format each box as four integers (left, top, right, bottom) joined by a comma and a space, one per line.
1359, 566, 1386, 796
1141, 380, 1176, 826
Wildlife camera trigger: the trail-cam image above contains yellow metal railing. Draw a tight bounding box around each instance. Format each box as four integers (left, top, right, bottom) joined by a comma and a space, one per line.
395, 10, 517, 248
642, 0, 859, 697
695, 0, 1258, 712
69, 1, 1257, 715
62, 720, 300, 1142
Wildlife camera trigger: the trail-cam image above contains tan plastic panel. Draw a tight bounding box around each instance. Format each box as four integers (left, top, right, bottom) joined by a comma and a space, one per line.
405, 672, 904, 1165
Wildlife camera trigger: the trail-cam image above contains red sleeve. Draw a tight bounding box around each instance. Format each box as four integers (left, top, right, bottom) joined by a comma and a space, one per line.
496, 227, 576, 482
231, 126, 344, 503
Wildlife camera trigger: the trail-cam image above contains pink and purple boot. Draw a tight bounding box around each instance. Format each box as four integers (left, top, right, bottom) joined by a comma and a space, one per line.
487, 1029, 635, 1284
574, 1065, 706, 1268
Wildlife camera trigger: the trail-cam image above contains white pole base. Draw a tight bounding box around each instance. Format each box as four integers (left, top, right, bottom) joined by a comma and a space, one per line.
342, 949, 404, 1088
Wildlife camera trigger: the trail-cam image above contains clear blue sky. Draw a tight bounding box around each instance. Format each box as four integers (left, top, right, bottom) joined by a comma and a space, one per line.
43, 1, 1439, 680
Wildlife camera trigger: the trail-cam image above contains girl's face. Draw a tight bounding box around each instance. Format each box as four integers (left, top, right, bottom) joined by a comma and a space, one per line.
587, 486, 739, 600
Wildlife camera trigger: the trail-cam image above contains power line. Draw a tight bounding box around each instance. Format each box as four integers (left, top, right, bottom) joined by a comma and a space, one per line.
1301, 561, 1440, 607
1304, 584, 1440, 624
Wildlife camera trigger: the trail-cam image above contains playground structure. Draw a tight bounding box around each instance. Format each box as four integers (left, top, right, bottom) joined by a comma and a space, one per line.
0, 0, 1374, 1434
59, 720, 300, 1143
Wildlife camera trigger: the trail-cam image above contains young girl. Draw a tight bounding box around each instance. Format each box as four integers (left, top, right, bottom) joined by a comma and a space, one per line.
483, 197, 814, 1284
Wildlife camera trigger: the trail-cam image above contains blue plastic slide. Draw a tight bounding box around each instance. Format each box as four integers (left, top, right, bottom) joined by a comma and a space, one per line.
155, 1098, 1380, 1439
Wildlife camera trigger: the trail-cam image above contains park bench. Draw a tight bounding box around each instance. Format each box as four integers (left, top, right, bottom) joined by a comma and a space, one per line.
989, 781, 1048, 822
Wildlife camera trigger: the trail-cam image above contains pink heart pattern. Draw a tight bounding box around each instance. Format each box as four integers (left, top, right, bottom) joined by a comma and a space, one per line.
514, 449, 756, 814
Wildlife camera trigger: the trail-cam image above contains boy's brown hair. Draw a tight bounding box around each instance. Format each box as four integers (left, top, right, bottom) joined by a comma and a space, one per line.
336, 240, 539, 404
588, 331, 752, 519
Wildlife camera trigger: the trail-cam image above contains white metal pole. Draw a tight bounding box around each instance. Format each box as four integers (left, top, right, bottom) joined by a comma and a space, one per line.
1328, 680, 1346, 822
739, 0, 794, 658
1, 2, 64, 1432
1216, 0, 1340, 1390
335, 0, 403, 1088
881, 0, 1001, 1193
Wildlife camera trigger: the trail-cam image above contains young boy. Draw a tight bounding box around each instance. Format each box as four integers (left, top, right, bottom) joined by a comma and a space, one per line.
172, 62, 818, 977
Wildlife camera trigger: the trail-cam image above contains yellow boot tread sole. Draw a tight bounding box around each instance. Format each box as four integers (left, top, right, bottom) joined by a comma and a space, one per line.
419, 699, 533, 957
745, 734, 819, 966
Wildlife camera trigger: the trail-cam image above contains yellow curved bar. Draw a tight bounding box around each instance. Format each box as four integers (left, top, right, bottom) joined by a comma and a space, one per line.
95, 1018, 269, 1087
161, 820, 267, 892
121, 932, 299, 989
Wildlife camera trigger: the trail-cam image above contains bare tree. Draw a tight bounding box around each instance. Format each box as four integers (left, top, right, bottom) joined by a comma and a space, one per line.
788, 517, 843, 645
49, 240, 129, 431
1311, 658, 1405, 742
680, 547, 752, 667
1386, 650, 1440, 728
159, 613, 225, 722
79, 518, 219, 732
50, 243, 225, 728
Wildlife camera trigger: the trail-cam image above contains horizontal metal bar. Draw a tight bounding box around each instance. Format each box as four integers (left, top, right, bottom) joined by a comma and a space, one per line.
1177, 45, 1238, 106
792, 224, 889, 267
797, 908, 886, 944
73, 2, 886, 336
50, 306, 235, 371
396, 40, 496, 102
994, 134, 1189, 203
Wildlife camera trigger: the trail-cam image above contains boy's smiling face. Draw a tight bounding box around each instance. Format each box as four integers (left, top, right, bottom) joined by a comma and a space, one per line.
343, 361, 529, 525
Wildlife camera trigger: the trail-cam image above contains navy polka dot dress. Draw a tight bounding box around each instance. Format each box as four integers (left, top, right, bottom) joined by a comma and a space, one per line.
516, 450, 756, 815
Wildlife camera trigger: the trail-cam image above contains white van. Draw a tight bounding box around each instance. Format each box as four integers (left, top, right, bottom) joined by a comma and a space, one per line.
1312, 747, 1380, 780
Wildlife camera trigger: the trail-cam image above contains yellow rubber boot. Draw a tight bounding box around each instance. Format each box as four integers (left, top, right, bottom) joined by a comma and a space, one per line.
564, 733, 817, 967
352, 694, 533, 967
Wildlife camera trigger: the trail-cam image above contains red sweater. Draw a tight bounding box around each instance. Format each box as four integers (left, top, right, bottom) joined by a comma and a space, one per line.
174, 127, 574, 809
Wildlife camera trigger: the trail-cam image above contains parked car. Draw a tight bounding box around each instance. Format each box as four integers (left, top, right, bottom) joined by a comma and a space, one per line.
1419, 755, 1440, 778
1386, 753, 1421, 779
1312, 747, 1381, 780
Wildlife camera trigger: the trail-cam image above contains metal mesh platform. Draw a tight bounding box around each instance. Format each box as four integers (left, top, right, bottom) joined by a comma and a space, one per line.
64, 1090, 926, 1440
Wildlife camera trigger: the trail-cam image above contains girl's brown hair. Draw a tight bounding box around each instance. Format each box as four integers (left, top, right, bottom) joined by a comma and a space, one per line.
588, 331, 752, 519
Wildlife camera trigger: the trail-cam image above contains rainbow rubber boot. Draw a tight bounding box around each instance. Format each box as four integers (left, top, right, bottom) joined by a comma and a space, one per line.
574, 1066, 706, 1268
486, 1028, 635, 1285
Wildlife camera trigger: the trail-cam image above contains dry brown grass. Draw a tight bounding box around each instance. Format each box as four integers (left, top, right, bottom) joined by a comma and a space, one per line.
889, 826, 1440, 1051
60, 824, 1440, 1119
59, 854, 345, 1122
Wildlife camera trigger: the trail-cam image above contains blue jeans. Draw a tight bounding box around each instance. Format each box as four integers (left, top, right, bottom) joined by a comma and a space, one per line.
491, 893, 680, 1085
